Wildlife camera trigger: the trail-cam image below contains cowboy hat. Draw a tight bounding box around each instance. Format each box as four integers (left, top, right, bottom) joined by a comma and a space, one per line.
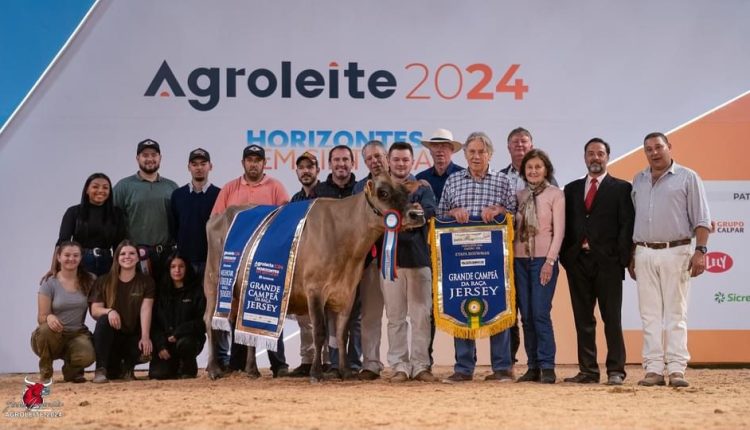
420, 128, 462, 153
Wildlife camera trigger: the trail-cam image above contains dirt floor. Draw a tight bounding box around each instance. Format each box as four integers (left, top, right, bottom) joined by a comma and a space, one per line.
2, 365, 749, 430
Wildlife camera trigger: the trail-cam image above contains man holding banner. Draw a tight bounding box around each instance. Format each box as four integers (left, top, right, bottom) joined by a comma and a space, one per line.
437, 132, 518, 383
211, 144, 291, 377
381, 142, 437, 382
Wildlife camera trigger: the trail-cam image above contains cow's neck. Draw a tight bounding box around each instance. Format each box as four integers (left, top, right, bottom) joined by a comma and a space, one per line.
350, 193, 386, 257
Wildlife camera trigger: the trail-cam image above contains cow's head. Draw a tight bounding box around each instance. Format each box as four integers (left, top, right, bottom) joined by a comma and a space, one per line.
22, 376, 52, 410
364, 174, 426, 230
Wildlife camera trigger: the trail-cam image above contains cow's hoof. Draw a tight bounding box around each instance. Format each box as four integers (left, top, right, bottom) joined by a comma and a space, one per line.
309, 376, 322, 384
340, 368, 355, 380
246, 370, 261, 379
207, 365, 224, 380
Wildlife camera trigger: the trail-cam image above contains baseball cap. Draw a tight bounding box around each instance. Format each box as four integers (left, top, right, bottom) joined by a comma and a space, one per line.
243, 144, 265, 159
136, 138, 160, 155
295, 151, 318, 166
188, 148, 211, 162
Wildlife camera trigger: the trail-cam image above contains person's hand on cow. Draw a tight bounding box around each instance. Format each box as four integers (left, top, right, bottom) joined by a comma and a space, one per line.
45, 314, 64, 333
449, 208, 470, 224
158, 348, 171, 360
481, 205, 506, 223
108, 309, 122, 330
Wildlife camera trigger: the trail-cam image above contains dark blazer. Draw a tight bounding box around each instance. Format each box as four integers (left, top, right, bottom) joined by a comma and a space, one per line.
560, 174, 634, 276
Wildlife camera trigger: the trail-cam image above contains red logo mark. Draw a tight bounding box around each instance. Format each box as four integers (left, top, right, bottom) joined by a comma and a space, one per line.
22, 376, 52, 409
705, 252, 733, 273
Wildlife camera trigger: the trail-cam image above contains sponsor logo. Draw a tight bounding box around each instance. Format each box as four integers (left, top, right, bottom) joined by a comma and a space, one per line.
733, 192, 750, 200
715, 220, 745, 234
705, 252, 733, 273
3, 378, 64, 419
247, 129, 423, 148
714, 291, 750, 304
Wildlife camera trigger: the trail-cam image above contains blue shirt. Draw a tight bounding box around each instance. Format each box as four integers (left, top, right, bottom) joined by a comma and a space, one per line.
416, 162, 465, 204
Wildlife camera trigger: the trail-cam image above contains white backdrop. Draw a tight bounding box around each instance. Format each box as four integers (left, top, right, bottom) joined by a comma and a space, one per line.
1, 0, 748, 372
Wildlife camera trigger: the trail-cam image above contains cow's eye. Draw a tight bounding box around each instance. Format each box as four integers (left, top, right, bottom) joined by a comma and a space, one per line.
377, 190, 389, 200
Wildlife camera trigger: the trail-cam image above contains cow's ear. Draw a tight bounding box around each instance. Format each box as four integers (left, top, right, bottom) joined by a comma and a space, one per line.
402, 179, 421, 194
365, 179, 375, 195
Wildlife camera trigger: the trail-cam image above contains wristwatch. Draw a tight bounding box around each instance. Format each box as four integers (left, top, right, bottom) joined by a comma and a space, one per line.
695, 245, 708, 254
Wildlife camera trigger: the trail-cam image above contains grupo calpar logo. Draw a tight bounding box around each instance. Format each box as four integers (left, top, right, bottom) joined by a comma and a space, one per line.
714, 291, 750, 304
144, 60, 528, 111
715, 221, 745, 234
3, 377, 63, 419
705, 252, 733, 273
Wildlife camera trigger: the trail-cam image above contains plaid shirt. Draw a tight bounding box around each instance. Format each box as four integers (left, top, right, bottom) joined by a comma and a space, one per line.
437, 168, 517, 217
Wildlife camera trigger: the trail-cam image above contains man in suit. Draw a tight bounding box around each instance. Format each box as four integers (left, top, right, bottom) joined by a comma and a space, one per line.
560, 137, 634, 386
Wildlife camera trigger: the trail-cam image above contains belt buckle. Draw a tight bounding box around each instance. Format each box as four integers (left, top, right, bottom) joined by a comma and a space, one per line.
92, 248, 102, 257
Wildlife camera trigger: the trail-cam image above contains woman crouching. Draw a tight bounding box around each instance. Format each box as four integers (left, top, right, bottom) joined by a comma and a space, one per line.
32, 241, 95, 382
149, 254, 206, 379
90, 240, 155, 383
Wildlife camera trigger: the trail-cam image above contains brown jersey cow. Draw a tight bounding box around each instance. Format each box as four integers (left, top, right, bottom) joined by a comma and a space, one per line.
203, 174, 425, 382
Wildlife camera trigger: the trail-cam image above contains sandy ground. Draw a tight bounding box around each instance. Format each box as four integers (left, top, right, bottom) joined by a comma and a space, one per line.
2, 365, 749, 430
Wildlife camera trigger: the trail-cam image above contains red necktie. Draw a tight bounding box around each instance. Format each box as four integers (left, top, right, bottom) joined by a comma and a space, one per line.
584, 178, 598, 212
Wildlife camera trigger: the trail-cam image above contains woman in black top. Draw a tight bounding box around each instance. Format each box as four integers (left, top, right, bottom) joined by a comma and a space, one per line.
149, 254, 206, 379
45, 173, 128, 278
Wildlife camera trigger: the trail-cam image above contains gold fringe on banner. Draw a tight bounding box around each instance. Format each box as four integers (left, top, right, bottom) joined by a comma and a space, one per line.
431, 215, 516, 340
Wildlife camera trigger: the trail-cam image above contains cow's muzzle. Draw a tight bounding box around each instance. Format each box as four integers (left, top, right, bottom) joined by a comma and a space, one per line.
402, 208, 425, 229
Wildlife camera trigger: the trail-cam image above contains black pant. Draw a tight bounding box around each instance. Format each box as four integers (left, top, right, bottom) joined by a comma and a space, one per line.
149, 335, 205, 379
565, 252, 626, 378
93, 316, 142, 378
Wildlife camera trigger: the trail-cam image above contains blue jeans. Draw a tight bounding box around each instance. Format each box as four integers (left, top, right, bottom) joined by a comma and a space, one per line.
453, 331, 512, 375
514, 257, 559, 369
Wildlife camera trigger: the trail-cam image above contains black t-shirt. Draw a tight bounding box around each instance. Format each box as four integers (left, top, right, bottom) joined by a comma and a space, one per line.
57, 204, 128, 249
90, 273, 155, 334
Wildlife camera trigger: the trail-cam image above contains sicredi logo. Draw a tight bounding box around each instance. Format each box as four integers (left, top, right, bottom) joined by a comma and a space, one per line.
705, 252, 733, 273
714, 292, 750, 304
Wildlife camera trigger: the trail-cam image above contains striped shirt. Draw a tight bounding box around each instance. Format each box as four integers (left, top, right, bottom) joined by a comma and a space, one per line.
631, 161, 711, 242
437, 168, 517, 217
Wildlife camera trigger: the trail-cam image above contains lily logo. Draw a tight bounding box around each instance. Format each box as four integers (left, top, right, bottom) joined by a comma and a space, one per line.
714, 292, 726, 304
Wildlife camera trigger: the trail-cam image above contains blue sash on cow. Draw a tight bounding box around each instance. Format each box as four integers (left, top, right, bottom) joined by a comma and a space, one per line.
234, 200, 317, 351
429, 215, 516, 339
211, 205, 279, 332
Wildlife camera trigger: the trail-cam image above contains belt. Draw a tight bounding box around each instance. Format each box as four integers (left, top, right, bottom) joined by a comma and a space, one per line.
139, 243, 176, 254
84, 247, 113, 258
635, 238, 691, 250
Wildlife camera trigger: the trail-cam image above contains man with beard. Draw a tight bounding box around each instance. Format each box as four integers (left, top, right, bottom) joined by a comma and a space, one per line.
211, 144, 290, 377
560, 138, 634, 386
291, 151, 320, 202
170, 148, 225, 369
288, 151, 330, 377
381, 142, 437, 383
314, 144, 362, 375
353, 140, 388, 380
113, 139, 178, 282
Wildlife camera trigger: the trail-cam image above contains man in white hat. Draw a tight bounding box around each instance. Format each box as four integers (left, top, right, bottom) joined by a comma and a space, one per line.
416, 129, 465, 204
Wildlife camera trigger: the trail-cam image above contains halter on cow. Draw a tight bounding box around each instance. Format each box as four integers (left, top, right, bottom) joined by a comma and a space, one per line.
203, 174, 426, 382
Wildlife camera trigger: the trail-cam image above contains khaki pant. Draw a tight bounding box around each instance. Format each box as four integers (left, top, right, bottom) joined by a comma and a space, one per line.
31, 323, 95, 380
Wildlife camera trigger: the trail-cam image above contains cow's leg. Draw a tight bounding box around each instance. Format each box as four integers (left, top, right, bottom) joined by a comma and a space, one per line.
244, 346, 260, 378
204, 285, 224, 380
335, 308, 355, 380
308, 294, 327, 383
